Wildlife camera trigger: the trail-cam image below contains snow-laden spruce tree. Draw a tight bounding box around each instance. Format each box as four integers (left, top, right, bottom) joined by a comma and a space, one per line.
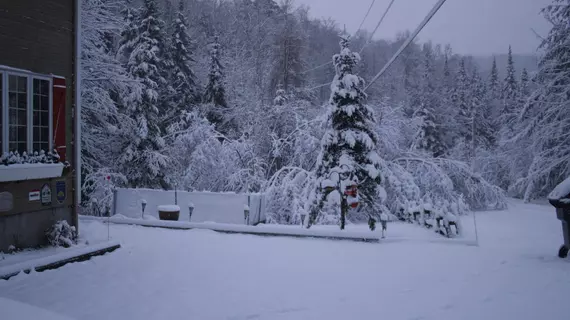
453, 58, 472, 142
510, 0, 570, 201
166, 0, 199, 133
308, 35, 384, 230
500, 45, 519, 136
117, 0, 170, 189
416, 43, 445, 158
203, 35, 232, 136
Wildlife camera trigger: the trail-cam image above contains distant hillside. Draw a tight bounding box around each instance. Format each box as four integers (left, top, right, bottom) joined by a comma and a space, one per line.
473, 54, 539, 79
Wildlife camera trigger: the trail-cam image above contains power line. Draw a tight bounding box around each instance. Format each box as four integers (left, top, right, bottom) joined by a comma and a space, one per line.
301, 0, 377, 75
365, 0, 448, 91
356, 0, 377, 34
359, 0, 396, 54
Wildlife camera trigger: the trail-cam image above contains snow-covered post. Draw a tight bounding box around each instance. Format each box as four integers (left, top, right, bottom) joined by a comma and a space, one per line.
141, 199, 147, 219
188, 202, 194, 221
300, 213, 307, 228
244, 204, 250, 225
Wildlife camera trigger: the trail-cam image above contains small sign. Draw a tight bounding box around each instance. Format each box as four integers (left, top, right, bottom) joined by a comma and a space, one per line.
41, 183, 52, 206
29, 190, 40, 201
56, 180, 66, 204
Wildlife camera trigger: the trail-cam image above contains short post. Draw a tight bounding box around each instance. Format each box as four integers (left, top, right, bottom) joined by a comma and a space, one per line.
300, 213, 307, 228
244, 204, 250, 225
141, 199, 147, 219
188, 202, 194, 221
174, 183, 178, 205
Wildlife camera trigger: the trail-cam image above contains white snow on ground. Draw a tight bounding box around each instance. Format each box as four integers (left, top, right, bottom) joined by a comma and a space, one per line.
1, 199, 569, 320
0, 297, 74, 320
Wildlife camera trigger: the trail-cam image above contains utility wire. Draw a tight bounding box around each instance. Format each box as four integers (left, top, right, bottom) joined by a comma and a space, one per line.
301, 0, 377, 75
365, 0, 448, 91
356, 0, 377, 34
359, 0, 396, 54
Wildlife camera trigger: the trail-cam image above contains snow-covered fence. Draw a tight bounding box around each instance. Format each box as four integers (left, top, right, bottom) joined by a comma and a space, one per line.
112, 188, 266, 225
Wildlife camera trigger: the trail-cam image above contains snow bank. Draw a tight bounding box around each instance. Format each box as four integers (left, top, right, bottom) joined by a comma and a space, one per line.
113, 188, 266, 225
79, 215, 380, 242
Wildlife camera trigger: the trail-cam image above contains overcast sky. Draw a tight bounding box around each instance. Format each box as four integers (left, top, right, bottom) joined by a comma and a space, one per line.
296, 0, 551, 55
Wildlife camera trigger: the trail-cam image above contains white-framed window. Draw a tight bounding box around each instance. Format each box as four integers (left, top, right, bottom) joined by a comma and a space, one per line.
1, 67, 52, 155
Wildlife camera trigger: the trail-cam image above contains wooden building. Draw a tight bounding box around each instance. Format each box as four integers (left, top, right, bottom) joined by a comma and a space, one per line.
0, 0, 80, 251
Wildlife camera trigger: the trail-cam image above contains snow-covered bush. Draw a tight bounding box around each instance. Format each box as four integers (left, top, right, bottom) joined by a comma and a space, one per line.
82, 169, 126, 216
46, 220, 77, 248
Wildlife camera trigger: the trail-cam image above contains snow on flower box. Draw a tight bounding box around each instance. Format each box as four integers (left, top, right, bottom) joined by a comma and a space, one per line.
157, 205, 180, 221
0, 163, 65, 182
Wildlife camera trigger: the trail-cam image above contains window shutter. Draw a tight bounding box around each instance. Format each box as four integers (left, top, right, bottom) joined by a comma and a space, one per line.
53, 77, 66, 161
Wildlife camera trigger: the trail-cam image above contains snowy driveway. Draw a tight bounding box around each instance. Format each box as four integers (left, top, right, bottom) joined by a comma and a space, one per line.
1, 200, 569, 320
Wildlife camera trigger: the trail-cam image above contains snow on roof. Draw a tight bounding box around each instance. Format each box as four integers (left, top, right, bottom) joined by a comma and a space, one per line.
548, 176, 570, 201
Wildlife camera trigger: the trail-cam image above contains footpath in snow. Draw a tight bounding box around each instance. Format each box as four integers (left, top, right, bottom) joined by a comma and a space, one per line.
1, 199, 569, 320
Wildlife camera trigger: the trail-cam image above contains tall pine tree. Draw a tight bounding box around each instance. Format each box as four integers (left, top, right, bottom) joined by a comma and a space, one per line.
166, 0, 199, 131
500, 45, 519, 134
309, 35, 384, 230
453, 58, 472, 142
118, 0, 170, 189
204, 35, 232, 135
417, 43, 445, 157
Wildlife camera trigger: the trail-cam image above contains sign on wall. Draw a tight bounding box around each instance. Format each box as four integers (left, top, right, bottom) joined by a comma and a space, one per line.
41, 183, 52, 206
56, 180, 66, 204
29, 190, 40, 201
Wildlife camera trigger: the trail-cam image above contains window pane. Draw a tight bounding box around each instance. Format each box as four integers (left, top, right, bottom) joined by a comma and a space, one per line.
18, 126, 27, 141
41, 95, 49, 111
33, 79, 40, 94
9, 92, 16, 107
32, 79, 51, 152
17, 93, 26, 109
33, 126, 40, 141
41, 80, 49, 95
18, 76, 27, 92
41, 111, 48, 126
18, 109, 26, 125
8, 75, 29, 154
8, 75, 17, 91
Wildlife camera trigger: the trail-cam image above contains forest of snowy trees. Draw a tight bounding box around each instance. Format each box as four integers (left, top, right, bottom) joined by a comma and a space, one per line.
81, 0, 569, 227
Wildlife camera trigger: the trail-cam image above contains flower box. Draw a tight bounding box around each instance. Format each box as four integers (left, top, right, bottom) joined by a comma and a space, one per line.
0, 163, 64, 182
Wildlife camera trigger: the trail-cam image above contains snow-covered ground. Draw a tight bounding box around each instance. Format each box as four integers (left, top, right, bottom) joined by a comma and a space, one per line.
1, 200, 569, 320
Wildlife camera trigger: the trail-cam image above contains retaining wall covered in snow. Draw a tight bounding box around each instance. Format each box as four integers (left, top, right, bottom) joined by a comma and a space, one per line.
112, 188, 266, 225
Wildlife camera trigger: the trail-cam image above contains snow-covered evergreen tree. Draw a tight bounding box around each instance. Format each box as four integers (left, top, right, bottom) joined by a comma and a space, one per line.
500, 45, 519, 135
204, 35, 232, 135
453, 58, 472, 142
308, 35, 384, 230
519, 67, 530, 106
118, 0, 170, 189
416, 43, 445, 157
165, 0, 199, 132
117, 7, 139, 63
511, 0, 570, 201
